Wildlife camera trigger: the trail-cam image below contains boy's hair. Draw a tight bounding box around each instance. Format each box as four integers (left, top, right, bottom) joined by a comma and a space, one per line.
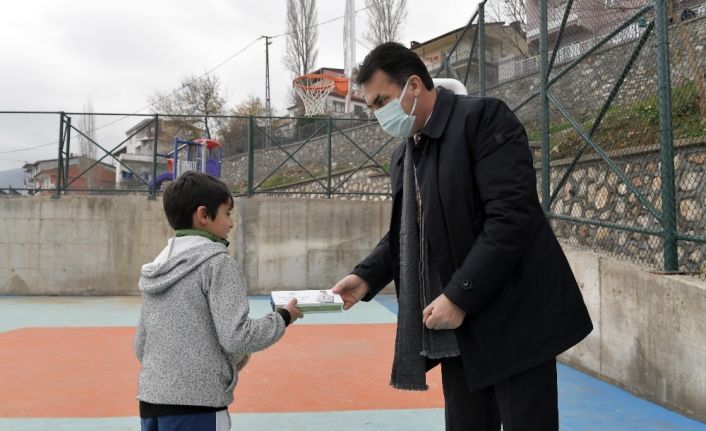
355, 42, 434, 91
162, 171, 233, 230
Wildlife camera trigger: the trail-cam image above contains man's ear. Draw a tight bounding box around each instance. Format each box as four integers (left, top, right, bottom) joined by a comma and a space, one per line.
409, 75, 423, 96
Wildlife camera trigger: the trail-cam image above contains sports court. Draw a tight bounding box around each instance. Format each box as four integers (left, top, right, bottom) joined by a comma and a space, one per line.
1, 295, 704, 431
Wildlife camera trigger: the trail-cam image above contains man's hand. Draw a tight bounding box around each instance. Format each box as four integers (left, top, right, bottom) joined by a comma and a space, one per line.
423, 294, 466, 330
331, 274, 370, 310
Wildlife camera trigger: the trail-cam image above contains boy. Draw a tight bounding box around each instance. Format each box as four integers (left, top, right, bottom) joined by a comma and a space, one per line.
134, 171, 300, 431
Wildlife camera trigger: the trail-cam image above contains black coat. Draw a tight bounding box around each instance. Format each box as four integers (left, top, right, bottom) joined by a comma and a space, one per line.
352, 88, 593, 391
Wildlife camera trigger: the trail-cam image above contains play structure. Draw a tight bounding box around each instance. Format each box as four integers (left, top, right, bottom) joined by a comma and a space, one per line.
152, 137, 223, 190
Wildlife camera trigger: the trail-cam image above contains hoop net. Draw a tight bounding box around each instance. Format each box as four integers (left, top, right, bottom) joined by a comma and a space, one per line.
293, 74, 348, 116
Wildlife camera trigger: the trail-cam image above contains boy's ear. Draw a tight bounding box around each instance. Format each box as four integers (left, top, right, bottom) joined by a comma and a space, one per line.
194, 206, 210, 226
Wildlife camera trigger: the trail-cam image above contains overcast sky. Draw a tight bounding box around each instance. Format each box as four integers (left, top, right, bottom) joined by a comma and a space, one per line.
0, 0, 481, 171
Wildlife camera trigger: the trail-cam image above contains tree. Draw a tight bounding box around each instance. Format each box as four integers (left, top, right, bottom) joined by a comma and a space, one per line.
486, 0, 530, 57
149, 74, 227, 139
219, 96, 269, 156
78, 99, 97, 159
284, 0, 319, 77
364, 0, 407, 46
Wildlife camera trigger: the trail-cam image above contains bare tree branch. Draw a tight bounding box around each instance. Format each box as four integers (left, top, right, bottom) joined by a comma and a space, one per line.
364, 0, 407, 46
78, 99, 97, 159
284, 0, 319, 77
149, 74, 226, 139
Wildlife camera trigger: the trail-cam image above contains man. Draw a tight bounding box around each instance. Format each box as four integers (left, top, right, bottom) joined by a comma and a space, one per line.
332, 42, 592, 431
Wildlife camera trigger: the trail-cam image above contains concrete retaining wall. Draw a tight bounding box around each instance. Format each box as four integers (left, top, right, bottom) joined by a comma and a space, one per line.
1, 195, 704, 420
0, 195, 172, 295
561, 246, 706, 422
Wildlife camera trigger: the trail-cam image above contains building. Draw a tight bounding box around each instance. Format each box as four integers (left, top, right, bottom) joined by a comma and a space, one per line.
411, 21, 529, 88
519, 0, 706, 78
115, 118, 202, 189
23, 156, 115, 195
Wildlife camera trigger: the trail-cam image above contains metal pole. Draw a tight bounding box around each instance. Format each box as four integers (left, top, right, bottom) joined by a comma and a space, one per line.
539, 0, 551, 213
654, 0, 678, 271
53, 113, 64, 199
64, 116, 71, 190
149, 115, 159, 200
263, 35, 272, 148
327, 117, 333, 198
247, 116, 254, 196
478, 1, 486, 96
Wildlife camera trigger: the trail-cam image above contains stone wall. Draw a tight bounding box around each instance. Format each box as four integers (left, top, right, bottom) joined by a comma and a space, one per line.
220, 122, 395, 193
261, 166, 392, 201
548, 138, 706, 274
265, 138, 706, 275
486, 16, 706, 125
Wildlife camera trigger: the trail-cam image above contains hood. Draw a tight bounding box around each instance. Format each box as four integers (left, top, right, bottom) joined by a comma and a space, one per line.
139, 236, 228, 295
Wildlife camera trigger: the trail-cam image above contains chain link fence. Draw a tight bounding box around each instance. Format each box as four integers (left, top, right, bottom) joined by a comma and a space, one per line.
2, 0, 703, 276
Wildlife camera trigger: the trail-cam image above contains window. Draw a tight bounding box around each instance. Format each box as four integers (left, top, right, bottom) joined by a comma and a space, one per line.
333, 101, 345, 113
354, 105, 367, 118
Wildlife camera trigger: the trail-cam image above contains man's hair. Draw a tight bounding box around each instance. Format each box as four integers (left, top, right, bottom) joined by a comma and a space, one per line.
355, 42, 434, 90
162, 171, 233, 230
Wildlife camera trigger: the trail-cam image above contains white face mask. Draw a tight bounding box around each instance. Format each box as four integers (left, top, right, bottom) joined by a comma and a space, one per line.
373, 78, 417, 138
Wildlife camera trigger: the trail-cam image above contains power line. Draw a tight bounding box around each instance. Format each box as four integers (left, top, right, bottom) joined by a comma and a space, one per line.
0, 37, 263, 156
0, 142, 56, 155
1, 6, 372, 157
271, 5, 371, 39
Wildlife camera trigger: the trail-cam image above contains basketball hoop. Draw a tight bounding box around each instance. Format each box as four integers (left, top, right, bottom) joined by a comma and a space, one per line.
293, 74, 349, 116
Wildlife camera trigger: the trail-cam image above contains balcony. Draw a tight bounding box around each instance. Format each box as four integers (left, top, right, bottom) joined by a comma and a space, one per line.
526, 5, 581, 39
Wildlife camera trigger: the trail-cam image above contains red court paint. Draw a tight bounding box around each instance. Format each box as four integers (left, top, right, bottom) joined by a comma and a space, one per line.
0, 325, 443, 417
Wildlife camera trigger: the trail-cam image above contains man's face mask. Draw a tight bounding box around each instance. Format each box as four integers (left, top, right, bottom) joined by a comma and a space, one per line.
374, 78, 417, 138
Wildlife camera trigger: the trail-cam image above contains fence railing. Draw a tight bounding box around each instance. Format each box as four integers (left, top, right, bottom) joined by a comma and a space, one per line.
1, 0, 704, 276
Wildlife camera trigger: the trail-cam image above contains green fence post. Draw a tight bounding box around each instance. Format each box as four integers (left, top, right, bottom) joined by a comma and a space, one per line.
478, 1, 486, 96
53, 113, 64, 199
539, 0, 551, 213
64, 116, 71, 190
247, 116, 254, 196
327, 117, 333, 198
654, 0, 678, 271
149, 114, 159, 200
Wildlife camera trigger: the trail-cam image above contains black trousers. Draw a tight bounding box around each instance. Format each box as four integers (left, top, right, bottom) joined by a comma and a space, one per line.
441, 357, 558, 431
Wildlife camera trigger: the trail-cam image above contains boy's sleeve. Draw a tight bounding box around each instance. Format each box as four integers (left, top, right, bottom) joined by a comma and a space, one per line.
205, 254, 286, 354
133, 304, 146, 361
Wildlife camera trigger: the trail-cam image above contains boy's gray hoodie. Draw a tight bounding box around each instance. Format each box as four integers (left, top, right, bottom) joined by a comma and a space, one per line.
134, 236, 285, 408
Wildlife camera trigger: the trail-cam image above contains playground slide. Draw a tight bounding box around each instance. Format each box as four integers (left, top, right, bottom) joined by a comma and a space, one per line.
153, 172, 174, 190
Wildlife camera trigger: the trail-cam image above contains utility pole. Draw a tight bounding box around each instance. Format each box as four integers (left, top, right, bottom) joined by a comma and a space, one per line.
343, 0, 356, 115
262, 35, 273, 147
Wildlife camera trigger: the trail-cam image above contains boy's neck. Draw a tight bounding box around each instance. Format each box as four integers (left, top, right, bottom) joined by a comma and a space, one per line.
175, 229, 229, 247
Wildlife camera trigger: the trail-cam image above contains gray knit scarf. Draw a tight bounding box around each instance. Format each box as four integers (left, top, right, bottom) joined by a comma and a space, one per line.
391, 138, 459, 391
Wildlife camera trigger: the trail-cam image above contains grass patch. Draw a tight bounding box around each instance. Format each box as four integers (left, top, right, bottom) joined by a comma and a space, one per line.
526, 81, 706, 159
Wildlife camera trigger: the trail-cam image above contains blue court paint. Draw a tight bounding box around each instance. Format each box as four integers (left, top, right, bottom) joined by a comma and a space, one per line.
0, 417, 141, 431
557, 364, 706, 431
0, 410, 445, 431
0, 296, 142, 332
374, 294, 399, 315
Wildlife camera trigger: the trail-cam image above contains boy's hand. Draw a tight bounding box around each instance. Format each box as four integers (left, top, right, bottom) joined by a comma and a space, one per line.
283, 298, 303, 323
331, 274, 369, 310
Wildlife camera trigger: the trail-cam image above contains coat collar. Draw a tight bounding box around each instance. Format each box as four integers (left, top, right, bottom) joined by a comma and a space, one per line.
420, 86, 456, 140
393, 86, 457, 168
